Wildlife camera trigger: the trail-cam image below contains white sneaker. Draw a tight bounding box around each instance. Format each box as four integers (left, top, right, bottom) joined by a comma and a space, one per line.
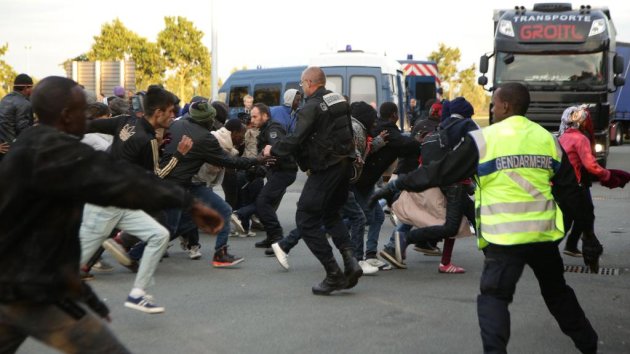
124, 294, 165, 314
271, 242, 289, 270
358, 260, 379, 275
92, 260, 114, 273
188, 245, 202, 260
238, 230, 256, 238
230, 213, 246, 234
365, 257, 392, 271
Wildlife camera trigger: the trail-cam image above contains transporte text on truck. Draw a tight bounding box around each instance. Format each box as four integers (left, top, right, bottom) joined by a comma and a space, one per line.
477, 3, 626, 166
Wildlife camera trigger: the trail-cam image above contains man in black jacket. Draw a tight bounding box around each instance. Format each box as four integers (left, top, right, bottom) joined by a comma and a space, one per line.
353, 102, 421, 265
263, 66, 362, 295
160, 101, 268, 267
0, 76, 222, 354
87, 85, 191, 176
247, 103, 297, 250
80, 86, 192, 312
0, 74, 34, 160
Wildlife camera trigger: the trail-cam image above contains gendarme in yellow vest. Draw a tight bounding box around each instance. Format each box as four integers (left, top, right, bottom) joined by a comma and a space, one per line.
469, 115, 565, 249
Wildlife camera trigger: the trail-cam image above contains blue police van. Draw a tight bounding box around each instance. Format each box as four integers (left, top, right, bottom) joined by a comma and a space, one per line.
218, 50, 409, 128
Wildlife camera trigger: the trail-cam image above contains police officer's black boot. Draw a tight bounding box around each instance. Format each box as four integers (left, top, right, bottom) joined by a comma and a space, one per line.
340, 248, 363, 289
312, 260, 348, 295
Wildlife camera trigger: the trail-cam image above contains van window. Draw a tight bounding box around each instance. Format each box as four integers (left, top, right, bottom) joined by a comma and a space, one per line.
326, 76, 343, 94
350, 76, 377, 105
229, 86, 249, 107
286, 82, 300, 92
254, 83, 282, 106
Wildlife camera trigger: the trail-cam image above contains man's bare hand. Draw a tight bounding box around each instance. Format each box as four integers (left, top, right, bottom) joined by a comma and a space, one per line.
190, 201, 224, 234
258, 154, 276, 166
177, 135, 193, 155
0, 142, 9, 154
379, 130, 390, 141
262, 144, 272, 157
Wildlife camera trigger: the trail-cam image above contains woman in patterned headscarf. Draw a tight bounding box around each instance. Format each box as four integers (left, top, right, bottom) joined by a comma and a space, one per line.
558, 105, 611, 257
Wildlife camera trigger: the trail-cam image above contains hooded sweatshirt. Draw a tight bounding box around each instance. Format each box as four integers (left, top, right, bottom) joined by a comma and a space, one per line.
193, 127, 239, 187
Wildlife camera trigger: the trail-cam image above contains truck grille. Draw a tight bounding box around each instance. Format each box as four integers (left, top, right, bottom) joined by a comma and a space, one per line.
526, 102, 567, 131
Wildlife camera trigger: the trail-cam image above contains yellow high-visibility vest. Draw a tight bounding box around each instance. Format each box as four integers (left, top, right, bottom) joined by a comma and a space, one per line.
469, 115, 565, 249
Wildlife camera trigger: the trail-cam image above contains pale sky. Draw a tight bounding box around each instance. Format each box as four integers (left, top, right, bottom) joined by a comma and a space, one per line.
2, 0, 630, 85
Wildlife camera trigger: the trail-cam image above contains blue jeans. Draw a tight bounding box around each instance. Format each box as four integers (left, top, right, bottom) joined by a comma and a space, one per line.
353, 185, 384, 257
190, 184, 232, 251
385, 223, 413, 250
280, 228, 301, 252
342, 191, 367, 260
165, 184, 232, 251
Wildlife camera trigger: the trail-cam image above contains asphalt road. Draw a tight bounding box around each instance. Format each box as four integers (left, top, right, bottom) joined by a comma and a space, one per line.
20, 146, 630, 354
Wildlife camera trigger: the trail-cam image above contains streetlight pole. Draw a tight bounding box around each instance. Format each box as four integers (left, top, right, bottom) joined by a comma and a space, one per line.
211, 0, 219, 101
25, 45, 31, 74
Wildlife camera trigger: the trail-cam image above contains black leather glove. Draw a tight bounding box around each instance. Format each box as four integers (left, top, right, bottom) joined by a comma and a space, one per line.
368, 181, 400, 208
581, 230, 603, 273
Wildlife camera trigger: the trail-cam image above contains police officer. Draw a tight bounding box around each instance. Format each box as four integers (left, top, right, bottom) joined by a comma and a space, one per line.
249, 103, 297, 249
371, 82, 601, 353
263, 66, 362, 295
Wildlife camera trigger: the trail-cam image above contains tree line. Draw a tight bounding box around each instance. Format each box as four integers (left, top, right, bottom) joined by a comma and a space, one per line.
0, 17, 489, 113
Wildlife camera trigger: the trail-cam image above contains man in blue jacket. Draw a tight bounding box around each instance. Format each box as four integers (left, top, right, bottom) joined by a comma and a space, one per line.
270, 89, 302, 133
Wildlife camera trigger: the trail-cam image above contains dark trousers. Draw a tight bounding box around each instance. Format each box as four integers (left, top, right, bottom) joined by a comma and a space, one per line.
406, 184, 475, 244
296, 160, 353, 265
477, 242, 597, 354
256, 169, 297, 241
235, 176, 264, 231
0, 302, 130, 354
562, 186, 592, 251
222, 169, 240, 209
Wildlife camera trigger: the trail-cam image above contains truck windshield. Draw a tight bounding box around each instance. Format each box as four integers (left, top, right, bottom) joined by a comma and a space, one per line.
495, 52, 605, 88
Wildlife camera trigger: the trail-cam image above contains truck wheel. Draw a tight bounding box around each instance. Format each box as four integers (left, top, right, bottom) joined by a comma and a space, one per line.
615, 125, 624, 146
611, 122, 623, 146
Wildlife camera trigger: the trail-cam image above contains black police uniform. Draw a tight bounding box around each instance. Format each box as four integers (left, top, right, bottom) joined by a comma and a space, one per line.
254, 119, 297, 247
271, 87, 358, 291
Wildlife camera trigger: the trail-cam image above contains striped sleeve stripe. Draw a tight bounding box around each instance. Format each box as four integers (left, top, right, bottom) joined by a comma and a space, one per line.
151, 139, 179, 179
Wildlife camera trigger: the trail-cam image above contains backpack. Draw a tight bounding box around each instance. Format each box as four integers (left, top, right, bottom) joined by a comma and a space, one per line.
420, 119, 462, 165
